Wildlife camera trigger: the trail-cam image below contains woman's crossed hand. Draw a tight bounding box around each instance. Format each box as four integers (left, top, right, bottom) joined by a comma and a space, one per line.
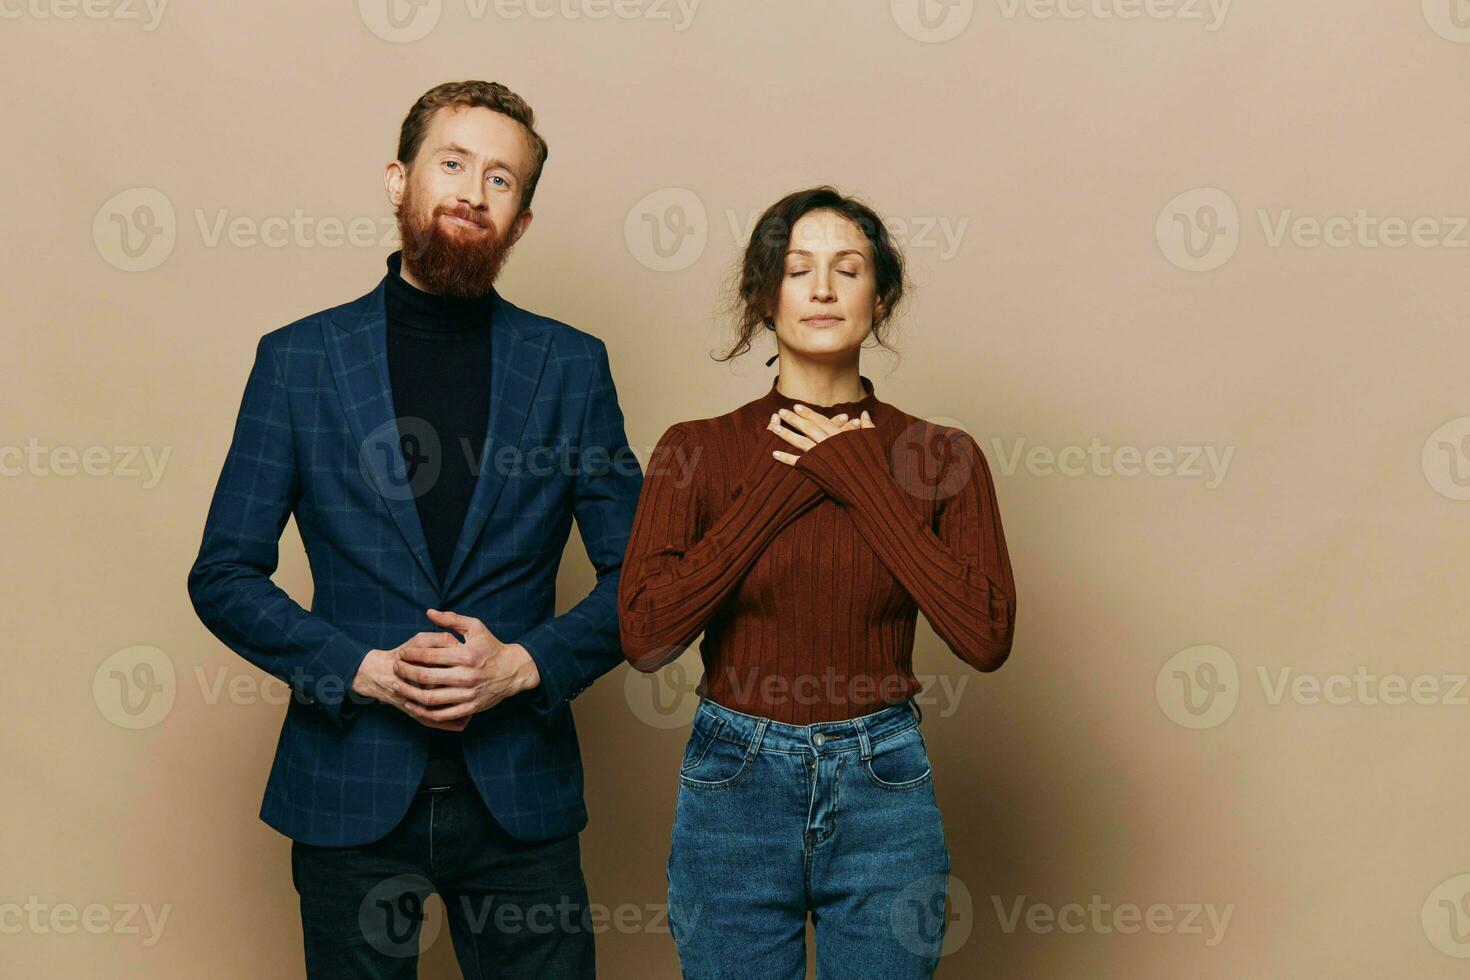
769, 405, 875, 466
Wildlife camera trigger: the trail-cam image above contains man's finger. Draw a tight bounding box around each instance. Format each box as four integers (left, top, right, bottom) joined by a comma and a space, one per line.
402, 630, 459, 648
394, 661, 470, 688
426, 607, 484, 637
393, 677, 441, 703
404, 699, 477, 722
398, 643, 470, 667
401, 703, 470, 731
398, 681, 475, 707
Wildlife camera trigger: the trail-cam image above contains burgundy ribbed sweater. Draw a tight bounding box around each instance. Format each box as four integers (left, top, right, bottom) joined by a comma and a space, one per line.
617, 374, 1017, 724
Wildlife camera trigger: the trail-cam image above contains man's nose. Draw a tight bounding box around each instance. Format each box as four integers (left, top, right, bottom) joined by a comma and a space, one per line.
460, 176, 486, 212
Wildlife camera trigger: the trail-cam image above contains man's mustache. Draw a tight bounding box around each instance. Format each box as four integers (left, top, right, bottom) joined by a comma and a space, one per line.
438, 206, 491, 229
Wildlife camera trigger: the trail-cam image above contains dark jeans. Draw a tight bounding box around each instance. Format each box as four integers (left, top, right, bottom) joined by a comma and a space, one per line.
291, 782, 595, 979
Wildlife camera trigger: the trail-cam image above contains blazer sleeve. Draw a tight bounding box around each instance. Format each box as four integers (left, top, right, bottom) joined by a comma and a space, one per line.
186, 335, 372, 727
618, 422, 826, 671
512, 340, 646, 714
793, 424, 1016, 672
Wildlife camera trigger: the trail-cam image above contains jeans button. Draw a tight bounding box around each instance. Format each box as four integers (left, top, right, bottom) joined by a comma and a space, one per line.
812, 732, 826, 747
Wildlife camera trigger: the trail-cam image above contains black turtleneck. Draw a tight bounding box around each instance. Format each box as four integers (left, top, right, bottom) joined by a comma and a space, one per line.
383, 250, 493, 787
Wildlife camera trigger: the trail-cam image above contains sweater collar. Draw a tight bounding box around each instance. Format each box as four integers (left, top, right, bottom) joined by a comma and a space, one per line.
384, 249, 496, 334
755, 373, 881, 419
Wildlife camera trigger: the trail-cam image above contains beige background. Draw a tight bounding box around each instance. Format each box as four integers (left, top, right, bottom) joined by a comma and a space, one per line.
5, 0, 1470, 976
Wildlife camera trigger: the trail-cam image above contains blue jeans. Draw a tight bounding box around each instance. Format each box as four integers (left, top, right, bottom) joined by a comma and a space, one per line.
290, 782, 595, 979
666, 697, 952, 979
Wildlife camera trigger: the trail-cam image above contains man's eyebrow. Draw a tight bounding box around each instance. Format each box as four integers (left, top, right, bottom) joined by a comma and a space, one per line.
431, 143, 521, 179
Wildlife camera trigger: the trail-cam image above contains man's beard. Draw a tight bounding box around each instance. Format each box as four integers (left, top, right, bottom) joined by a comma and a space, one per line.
395, 182, 517, 299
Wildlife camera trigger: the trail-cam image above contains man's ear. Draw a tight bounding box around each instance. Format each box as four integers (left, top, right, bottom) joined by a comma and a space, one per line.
509, 208, 534, 246
384, 161, 407, 208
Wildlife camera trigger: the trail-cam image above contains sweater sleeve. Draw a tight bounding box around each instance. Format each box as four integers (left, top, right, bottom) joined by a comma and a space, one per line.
793, 424, 1016, 671
618, 421, 826, 671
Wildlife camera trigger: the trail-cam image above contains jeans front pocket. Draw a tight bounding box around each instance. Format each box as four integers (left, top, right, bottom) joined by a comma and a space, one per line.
679, 715, 724, 774
862, 726, 933, 790
678, 721, 753, 790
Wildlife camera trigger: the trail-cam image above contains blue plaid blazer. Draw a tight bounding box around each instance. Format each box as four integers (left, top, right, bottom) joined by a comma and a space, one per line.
187, 271, 642, 847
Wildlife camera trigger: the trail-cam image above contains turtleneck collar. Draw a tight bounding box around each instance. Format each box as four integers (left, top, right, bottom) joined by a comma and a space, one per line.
384, 250, 496, 336
755, 373, 882, 419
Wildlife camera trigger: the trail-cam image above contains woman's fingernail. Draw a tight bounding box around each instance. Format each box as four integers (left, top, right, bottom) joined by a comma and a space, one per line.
794, 405, 806, 412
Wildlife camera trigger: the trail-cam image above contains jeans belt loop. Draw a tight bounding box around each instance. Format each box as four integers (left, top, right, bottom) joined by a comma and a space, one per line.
853, 715, 874, 760
909, 697, 924, 724
745, 718, 769, 761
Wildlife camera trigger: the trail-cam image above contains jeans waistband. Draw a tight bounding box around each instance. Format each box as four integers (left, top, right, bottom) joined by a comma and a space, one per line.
691, 697, 922, 758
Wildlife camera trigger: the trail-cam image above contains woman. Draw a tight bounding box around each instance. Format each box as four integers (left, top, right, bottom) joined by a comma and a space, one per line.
617, 186, 1016, 979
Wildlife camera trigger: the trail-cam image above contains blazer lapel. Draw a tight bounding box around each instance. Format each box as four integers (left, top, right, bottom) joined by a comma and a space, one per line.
325, 277, 443, 593
440, 291, 551, 595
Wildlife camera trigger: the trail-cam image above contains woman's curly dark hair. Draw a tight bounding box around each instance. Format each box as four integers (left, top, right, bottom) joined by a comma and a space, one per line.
716, 186, 908, 364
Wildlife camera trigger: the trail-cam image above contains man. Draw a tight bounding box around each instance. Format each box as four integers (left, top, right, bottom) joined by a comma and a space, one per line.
187, 80, 642, 978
